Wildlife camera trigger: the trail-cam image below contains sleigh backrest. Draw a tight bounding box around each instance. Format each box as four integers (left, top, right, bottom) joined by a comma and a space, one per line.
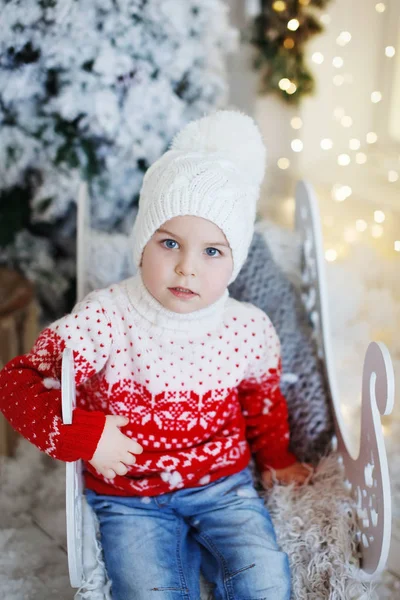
294, 181, 394, 579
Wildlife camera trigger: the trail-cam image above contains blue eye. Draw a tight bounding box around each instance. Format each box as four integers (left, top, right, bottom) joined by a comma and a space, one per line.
205, 247, 220, 257
162, 239, 179, 249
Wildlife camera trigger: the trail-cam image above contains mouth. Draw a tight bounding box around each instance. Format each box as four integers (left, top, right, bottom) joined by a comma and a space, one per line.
168, 287, 198, 299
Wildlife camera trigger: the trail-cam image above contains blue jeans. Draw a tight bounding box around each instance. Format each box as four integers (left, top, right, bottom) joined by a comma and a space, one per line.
86, 467, 291, 600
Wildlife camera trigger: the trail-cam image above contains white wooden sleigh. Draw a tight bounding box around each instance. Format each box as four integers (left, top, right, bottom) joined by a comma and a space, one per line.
61, 180, 395, 595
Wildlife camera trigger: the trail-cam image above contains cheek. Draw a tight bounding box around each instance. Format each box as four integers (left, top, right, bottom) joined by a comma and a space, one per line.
202, 260, 232, 290
142, 246, 173, 280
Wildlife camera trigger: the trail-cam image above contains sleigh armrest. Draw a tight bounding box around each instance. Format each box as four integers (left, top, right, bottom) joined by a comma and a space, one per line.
62, 348, 84, 588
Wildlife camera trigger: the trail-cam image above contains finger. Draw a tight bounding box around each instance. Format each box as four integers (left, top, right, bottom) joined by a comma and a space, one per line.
301, 463, 314, 474
261, 471, 275, 488
113, 462, 128, 476
127, 439, 143, 454
292, 474, 310, 486
300, 464, 314, 482
278, 476, 292, 486
290, 469, 309, 481
105, 469, 116, 479
303, 471, 314, 485
278, 473, 300, 485
123, 453, 137, 466
111, 415, 129, 428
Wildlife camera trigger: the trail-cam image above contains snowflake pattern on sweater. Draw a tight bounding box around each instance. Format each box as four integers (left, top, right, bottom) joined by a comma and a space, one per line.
0, 274, 296, 496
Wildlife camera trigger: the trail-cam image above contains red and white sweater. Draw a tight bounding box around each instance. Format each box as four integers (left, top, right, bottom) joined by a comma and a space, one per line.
0, 273, 296, 496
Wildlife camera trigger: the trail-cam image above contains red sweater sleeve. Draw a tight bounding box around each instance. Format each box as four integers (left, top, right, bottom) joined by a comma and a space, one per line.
0, 295, 112, 462
238, 311, 297, 472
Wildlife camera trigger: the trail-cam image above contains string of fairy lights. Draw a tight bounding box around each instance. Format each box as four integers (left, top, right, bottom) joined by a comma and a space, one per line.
270, 1, 400, 260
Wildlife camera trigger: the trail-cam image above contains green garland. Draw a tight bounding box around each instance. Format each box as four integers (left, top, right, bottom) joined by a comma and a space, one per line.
249, 0, 332, 105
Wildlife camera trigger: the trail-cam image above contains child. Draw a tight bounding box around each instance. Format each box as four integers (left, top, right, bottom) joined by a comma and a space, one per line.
0, 110, 312, 599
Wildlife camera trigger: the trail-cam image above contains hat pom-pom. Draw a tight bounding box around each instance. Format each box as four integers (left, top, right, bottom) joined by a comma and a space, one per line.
171, 110, 266, 187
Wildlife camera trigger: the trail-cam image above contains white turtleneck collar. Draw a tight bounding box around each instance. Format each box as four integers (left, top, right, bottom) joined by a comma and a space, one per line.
124, 271, 229, 337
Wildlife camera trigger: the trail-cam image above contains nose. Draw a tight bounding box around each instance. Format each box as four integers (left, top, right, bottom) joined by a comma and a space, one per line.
175, 253, 196, 277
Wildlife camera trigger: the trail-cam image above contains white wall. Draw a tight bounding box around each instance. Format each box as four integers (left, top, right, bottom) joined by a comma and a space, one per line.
225, 0, 257, 116
226, 0, 399, 212
388, 22, 400, 143
298, 0, 385, 174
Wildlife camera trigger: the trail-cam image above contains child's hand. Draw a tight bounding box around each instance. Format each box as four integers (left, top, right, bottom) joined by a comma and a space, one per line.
261, 462, 314, 489
89, 415, 143, 479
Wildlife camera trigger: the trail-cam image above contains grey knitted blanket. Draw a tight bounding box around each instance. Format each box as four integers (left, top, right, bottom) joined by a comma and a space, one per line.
229, 232, 333, 464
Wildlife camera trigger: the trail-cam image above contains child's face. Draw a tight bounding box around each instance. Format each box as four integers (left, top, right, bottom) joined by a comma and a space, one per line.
141, 215, 233, 313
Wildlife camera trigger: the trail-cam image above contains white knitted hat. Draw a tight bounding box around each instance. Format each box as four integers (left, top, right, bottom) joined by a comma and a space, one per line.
132, 110, 266, 283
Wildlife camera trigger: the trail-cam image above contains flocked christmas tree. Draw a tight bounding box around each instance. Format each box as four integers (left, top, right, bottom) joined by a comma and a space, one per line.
249, 0, 331, 105
0, 0, 236, 319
